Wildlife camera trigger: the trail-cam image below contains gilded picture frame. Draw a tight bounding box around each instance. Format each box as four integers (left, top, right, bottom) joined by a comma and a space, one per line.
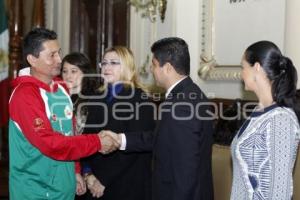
198, 0, 286, 81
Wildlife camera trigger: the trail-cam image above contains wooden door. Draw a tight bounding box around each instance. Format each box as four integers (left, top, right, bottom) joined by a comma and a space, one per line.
70, 0, 130, 68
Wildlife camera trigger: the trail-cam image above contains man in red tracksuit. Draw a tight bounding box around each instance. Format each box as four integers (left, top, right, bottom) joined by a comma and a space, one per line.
9, 27, 118, 200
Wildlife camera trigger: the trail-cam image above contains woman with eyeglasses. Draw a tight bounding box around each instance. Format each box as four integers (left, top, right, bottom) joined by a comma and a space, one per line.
81, 46, 155, 200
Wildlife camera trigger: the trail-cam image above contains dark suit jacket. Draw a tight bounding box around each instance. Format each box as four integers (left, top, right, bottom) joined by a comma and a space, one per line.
82, 87, 155, 200
126, 77, 214, 200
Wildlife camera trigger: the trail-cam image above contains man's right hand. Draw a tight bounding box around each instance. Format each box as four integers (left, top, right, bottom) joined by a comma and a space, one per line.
101, 130, 122, 146
97, 131, 120, 154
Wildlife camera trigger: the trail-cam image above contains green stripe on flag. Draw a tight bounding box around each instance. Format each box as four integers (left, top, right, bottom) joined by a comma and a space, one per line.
0, 0, 7, 33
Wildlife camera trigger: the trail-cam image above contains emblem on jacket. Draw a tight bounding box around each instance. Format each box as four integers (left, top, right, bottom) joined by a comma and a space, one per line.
52, 114, 57, 121
33, 118, 44, 131
64, 105, 72, 119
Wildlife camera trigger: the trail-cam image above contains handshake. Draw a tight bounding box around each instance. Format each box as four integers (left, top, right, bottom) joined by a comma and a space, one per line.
97, 130, 122, 154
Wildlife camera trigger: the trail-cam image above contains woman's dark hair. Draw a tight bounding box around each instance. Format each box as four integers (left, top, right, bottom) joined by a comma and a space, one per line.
61, 52, 100, 95
244, 40, 300, 118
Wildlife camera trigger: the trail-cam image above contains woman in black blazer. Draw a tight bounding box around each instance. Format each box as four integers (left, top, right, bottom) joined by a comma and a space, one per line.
82, 46, 156, 200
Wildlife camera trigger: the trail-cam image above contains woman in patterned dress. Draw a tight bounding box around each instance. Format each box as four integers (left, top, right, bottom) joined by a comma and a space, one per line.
231, 41, 300, 200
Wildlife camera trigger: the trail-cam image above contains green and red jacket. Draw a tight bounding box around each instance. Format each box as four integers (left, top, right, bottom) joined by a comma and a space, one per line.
9, 76, 101, 200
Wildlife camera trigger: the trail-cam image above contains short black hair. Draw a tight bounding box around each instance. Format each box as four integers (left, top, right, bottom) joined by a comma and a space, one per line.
151, 37, 190, 75
22, 27, 57, 67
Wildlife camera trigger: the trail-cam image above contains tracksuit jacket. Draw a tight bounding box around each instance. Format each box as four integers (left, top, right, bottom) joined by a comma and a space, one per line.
9, 76, 101, 200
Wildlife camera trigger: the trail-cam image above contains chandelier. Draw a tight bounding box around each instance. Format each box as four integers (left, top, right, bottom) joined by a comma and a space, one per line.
129, 0, 167, 23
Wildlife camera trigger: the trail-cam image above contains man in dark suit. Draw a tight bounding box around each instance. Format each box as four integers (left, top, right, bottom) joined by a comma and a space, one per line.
104, 37, 214, 200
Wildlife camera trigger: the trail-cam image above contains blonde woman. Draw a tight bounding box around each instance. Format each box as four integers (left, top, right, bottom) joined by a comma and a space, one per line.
82, 46, 155, 200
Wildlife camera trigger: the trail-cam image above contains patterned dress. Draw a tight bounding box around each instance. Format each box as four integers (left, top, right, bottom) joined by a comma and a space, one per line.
231, 104, 300, 200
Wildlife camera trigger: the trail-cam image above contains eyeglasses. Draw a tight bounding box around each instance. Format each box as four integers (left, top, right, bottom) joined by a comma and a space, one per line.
99, 60, 121, 68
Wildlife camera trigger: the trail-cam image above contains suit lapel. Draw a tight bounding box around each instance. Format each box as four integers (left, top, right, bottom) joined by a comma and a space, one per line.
153, 77, 193, 147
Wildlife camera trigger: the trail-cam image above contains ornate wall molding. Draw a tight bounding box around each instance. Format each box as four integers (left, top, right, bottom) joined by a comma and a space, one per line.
198, 0, 285, 81
198, 0, 241, 81
130, 5, 157, 84
198, 64, 241, 81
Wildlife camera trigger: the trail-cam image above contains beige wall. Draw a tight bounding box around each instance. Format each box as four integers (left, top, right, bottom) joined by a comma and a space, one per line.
130, 0, 246, 99
47, 0, 299, 99
285, 0, 300, 89
130, 0, 299, 99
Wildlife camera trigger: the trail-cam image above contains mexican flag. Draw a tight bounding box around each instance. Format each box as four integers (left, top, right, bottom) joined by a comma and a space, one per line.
0, 0, 9, 127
